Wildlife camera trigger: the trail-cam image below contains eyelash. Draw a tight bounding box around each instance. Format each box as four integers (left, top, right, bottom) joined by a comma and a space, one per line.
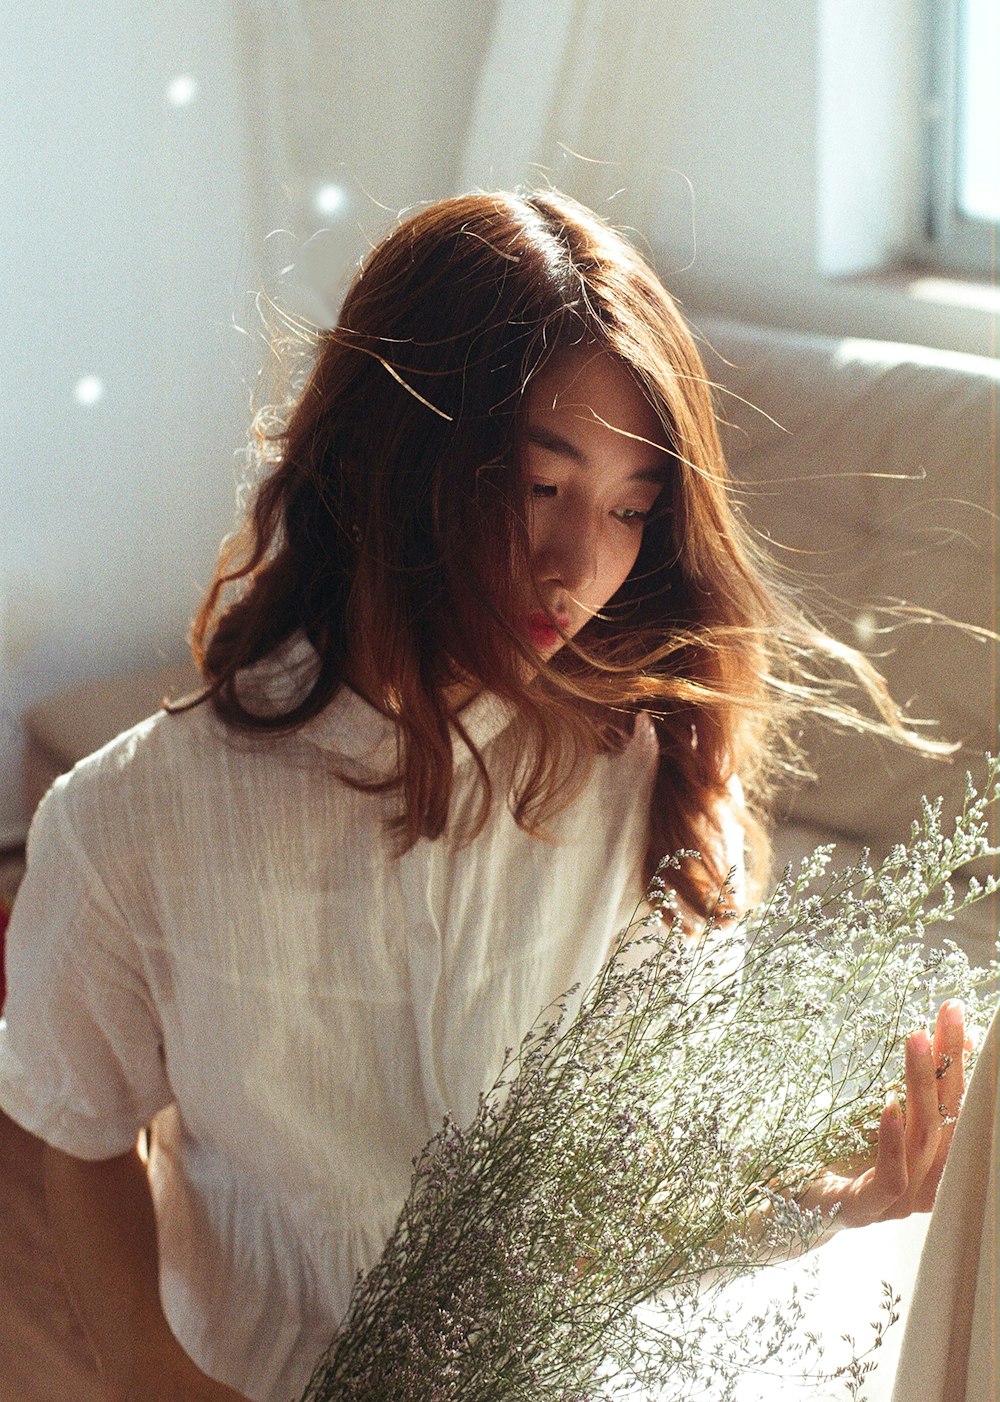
530, 482, 653, 525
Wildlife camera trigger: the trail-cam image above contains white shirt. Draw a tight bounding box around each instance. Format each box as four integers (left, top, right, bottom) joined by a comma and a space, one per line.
0, 666, 666, 1400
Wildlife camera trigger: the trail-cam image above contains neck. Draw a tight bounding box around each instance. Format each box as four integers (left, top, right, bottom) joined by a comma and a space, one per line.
343, 658, 482, 717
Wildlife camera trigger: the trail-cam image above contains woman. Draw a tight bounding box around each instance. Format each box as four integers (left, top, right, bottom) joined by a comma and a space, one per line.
0, 190, 967, 1402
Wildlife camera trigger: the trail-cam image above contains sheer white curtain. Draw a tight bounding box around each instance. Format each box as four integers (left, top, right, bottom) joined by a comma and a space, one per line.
232, 0, 699, 320
459, 0, 700, 268
232, 0, 500, 324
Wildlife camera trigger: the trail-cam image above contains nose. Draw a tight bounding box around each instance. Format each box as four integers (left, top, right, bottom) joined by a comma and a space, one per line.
533, 507, 599, 594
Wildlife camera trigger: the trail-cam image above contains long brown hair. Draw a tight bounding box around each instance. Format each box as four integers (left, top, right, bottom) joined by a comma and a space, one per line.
177, 189, 930, 912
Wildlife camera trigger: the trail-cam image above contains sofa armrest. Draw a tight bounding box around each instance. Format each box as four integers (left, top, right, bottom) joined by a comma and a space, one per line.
21, 660, 201, 818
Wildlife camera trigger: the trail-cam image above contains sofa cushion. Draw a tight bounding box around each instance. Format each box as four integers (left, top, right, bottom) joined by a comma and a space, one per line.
696, 318, 999, 868
21, 660, 202, 817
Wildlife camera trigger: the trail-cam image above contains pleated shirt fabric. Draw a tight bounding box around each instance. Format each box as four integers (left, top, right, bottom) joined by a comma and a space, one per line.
0, 658, 671, 1400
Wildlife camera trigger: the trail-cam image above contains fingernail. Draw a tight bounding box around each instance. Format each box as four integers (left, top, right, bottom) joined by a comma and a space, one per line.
885, 1090, 902, 1117
909, 1027, 931, 1054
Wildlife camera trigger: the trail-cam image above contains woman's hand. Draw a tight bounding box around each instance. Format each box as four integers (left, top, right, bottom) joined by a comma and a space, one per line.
803, 999, 969, 1229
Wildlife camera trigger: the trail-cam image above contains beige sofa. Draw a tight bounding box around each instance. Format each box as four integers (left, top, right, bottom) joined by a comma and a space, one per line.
697, 317, 999, 959
21, 659, 201, 820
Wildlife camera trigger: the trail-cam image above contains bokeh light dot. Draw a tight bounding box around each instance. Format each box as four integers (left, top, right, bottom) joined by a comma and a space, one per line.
74, 376, 105, 407
853, 611, 878, 647
314, 183, 348, 218
167, 74, 199, 107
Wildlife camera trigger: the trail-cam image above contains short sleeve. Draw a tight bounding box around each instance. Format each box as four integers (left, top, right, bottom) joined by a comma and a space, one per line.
0, 778, 173, 1159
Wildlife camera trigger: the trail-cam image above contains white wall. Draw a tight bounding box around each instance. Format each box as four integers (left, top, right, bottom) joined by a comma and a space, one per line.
1, 0, 497, 844
645, 0, 997, 357
1, 2, 259, 843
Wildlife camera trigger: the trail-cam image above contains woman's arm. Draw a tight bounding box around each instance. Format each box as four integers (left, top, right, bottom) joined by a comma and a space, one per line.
42, 1138, 250, 1402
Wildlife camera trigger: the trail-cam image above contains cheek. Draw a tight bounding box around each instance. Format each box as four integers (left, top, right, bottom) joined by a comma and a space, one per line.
524, 518, 546, 577
600, 532, 644, 598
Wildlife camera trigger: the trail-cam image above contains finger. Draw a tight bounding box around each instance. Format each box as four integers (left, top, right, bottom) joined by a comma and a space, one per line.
850, 1093, 908, 1223
914, 999, 966, 1210
881, 1028, 939, 1218
933, 999, 966, 1119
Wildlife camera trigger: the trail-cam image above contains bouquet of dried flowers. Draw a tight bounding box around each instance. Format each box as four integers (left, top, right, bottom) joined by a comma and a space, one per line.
298, 761, 1000, 1402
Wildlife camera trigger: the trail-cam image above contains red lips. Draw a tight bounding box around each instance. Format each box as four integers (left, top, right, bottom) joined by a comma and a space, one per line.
524, 610, 570, 650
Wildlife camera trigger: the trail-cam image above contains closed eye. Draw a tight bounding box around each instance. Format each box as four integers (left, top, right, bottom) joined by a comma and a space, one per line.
532, 484, 655, 522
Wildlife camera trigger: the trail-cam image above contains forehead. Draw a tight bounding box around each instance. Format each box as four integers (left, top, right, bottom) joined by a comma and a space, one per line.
524, 348, 667, 451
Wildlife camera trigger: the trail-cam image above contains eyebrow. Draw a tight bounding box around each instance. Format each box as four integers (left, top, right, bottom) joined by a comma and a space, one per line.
525, 423, 668, 484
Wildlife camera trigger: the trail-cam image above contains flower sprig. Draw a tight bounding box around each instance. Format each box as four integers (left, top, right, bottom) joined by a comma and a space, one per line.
298, 756, 1000, 1401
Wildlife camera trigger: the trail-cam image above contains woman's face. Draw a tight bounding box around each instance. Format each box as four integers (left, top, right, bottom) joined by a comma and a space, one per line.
518, 349, 668, 656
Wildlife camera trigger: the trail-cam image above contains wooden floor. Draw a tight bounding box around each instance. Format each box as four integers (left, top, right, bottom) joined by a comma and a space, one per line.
0, 1109, 107, 1400
1, 850, 110, 1397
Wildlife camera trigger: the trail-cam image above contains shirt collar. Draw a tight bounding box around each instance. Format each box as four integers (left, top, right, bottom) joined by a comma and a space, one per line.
242, 635, 517, 777
302, 685, 517, 776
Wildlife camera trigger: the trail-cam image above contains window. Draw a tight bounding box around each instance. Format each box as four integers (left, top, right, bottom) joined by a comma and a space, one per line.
923, 0, 999, 277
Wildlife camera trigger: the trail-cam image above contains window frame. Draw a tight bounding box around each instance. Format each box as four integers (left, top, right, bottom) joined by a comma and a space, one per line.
917, 0, 998, 278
